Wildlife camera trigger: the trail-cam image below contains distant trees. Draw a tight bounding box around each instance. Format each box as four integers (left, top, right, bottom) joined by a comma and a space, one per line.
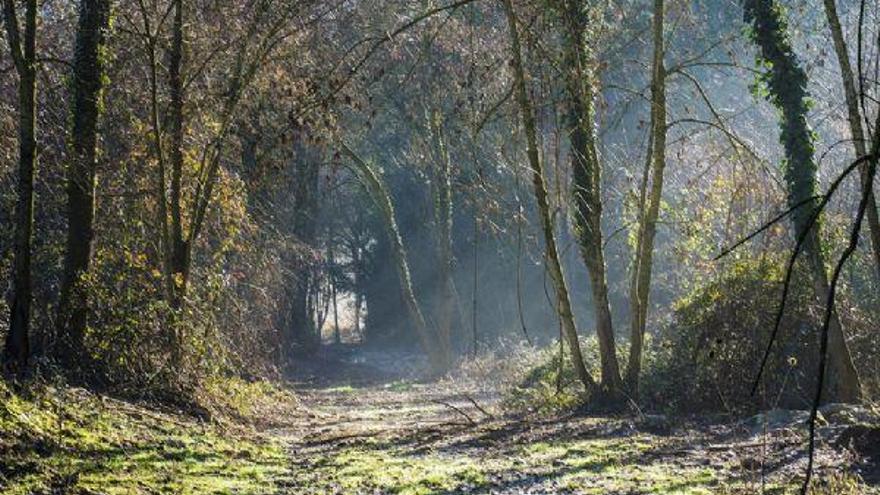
2, 0, 37, 371
288, 128, 322, 354
340, 143, 450, 373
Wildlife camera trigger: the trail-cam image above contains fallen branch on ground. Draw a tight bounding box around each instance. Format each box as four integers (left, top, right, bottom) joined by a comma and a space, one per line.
656, 438, 803, 457
431, 399, 477, 425
461, 394, 494, 419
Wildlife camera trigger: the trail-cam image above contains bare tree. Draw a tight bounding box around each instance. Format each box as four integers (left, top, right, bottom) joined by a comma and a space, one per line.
821, 0, 880, 277
625, 0, 667, 395
428, 109, 456, 369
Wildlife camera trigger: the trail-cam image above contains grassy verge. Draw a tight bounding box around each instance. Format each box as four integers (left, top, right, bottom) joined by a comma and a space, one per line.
0, 378, 292, 494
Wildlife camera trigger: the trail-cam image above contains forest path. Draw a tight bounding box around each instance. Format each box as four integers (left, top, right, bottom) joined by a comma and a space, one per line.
264, 346, 860, 494
1, 346, 872, 494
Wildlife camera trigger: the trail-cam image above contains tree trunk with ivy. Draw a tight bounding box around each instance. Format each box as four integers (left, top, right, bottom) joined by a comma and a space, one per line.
556, 0, 623, 396
743, 0, 862, 403
56, 0, 112, 369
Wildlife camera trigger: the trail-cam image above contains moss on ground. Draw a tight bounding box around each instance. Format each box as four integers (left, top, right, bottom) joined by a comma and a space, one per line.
2, 377, 877, 495
289, 444, 490, 494
521, 438, 719, 494
0, 380, 290, 494
283, 418, 879, 495
286, 431, 737, 494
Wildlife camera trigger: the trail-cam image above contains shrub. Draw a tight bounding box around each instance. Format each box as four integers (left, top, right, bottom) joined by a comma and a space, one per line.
640, 257, 878, 415
499, 337, 616, 415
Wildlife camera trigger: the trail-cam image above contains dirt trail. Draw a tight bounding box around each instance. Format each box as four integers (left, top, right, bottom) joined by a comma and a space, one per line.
276, 346, 500, 449
268, 347, 878, 494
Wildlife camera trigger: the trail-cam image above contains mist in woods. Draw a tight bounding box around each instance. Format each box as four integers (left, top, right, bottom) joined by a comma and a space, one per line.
1, 0, 880, 493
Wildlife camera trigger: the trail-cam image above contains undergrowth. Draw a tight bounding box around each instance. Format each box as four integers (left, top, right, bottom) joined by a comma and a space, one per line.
487, 337, 639, 415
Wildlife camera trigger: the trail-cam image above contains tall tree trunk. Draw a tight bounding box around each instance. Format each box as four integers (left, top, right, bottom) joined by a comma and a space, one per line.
56, 0, 112, 368
743, 0, 862, 402
557, 0, 622, 393
340, 143, 449, 374
137, 2, 173, 303
821, 0, 880, 277
429, 109, 456, 366
625, 0, 667, 395
168, 0, 188, 305
502, 0, 596, 393
350, 221, 365, 340
2, 0, 37, 371
354, 283, 362, 339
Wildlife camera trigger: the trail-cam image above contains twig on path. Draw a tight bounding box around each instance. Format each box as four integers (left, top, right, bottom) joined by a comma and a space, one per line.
308, 431, 381, 446
461, 394, 494, 419
655, 438, 802, 457
431, 399, 477, 426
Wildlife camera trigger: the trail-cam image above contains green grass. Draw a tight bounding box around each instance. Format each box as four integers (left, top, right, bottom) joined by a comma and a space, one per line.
384, 380, 418, 392
323, 384, 357, 394
289, 444, 491, 494
335, 448, 486, 494
0, 381, 290, 494
283, 427, 879, 495
284, 427, 730, 494
3, 378, 876, 495
520, 437, 721, 494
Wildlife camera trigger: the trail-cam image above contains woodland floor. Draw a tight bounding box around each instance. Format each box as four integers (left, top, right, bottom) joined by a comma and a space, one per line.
272, 346, 878, 494
2, 346, 879, 494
